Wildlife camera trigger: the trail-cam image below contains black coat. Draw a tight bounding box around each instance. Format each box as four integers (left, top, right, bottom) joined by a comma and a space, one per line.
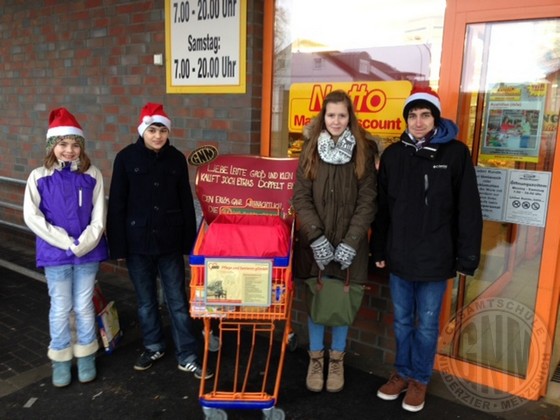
107, 137, 197, 259
372, 120, 482, 281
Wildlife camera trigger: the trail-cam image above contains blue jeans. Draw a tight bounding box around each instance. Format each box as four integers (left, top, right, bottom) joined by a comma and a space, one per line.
389, 274, 447, 384
127, 253, 197, 364
308, 317, 349, 352
45, 262, 99, 352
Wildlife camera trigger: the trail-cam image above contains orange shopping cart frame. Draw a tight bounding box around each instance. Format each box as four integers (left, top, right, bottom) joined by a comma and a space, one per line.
189, 154, 299, 419
189, 219, 295, 420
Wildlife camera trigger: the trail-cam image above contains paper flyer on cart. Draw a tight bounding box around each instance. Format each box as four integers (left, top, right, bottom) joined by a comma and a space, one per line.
204, 258, 273, 306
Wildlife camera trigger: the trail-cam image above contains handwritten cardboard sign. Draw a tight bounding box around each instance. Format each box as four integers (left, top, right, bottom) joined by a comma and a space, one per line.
195, 154, 298, 223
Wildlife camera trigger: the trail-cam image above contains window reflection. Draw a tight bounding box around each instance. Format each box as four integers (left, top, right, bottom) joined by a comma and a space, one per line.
272, 0, 446, 157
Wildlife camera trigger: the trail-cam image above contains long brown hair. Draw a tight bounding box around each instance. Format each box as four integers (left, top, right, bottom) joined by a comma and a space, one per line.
300, 90, 367, 180
43, 136, 91, 172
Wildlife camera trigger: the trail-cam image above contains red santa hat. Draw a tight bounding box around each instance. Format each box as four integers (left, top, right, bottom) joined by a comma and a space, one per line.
137, 103, 172, 136
46, 107, 84, 139
45, 107, 85, 152
403, 85, 442, 122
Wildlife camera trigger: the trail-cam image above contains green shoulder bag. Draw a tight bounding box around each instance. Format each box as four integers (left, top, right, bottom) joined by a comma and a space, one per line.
305, 271, 365, 327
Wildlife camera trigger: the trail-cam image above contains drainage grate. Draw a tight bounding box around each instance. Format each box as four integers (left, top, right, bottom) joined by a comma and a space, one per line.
552, 362, 560, 383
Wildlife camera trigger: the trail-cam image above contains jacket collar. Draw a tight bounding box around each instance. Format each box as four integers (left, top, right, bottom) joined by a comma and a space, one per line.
401, 134, 440, 160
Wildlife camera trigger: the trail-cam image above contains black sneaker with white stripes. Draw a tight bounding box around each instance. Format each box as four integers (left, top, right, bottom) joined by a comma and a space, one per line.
134, 350, 164, 371
178, 358, 214, 379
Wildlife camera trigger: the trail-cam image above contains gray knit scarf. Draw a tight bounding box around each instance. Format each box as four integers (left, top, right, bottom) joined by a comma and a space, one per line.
317, 128, 356, 165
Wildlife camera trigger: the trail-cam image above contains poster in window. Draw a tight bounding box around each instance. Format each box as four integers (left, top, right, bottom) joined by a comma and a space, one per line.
481, 83, 546, 163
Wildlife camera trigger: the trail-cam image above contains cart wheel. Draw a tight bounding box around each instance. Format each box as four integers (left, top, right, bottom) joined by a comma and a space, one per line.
262, 407, 285, 420
203, 407, 227, 420
288, 332, 298, 352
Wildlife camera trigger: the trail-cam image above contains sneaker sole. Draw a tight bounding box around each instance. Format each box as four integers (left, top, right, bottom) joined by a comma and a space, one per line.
377, 389, 407, 400
402, 401, 425, 412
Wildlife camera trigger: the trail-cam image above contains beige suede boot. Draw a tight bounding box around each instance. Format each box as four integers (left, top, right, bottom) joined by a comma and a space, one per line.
326, 350, 345, 392
306, 350, 324, 392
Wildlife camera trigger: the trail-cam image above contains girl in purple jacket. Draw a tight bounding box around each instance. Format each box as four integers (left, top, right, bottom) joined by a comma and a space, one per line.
23, 108, 108, 387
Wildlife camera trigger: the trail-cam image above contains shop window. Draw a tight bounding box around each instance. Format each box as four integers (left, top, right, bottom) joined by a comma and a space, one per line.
272, 0, 445, 157
439, 18, 560, 378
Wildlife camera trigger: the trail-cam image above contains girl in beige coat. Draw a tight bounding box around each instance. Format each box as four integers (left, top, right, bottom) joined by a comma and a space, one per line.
293, 90, 377, 393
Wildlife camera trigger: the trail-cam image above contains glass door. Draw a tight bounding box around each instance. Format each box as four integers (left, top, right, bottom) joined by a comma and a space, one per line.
436, 16, 560, 404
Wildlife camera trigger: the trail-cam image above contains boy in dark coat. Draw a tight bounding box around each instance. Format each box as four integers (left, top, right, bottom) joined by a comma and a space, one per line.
372, 86, 482, 412
107, 103, 213, 379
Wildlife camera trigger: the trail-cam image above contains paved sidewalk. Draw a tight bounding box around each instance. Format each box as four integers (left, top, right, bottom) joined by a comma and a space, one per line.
0, 242, 559, 419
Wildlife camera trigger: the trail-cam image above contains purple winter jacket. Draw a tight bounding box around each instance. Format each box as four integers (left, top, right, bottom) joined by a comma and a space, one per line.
23, 162, 108, 268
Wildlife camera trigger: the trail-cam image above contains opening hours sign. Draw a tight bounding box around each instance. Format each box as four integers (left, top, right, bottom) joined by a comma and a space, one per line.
165, 0, 247, 93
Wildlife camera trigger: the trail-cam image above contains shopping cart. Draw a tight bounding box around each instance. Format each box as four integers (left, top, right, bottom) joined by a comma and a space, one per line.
189, 155, 298, 420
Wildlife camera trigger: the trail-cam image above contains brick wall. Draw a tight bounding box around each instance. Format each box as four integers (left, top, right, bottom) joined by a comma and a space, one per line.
0, 0, 395, 372
0, 0, 264, 189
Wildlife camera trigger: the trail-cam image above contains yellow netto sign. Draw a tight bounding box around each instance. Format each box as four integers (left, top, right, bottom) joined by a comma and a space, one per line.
288, 81, 412, 137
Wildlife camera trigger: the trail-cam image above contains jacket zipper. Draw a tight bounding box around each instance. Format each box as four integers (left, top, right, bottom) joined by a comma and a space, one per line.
79, 188, 82, 207
424, 174, 429, 206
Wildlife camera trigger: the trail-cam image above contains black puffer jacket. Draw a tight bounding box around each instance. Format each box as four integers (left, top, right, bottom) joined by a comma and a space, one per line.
372, 118, 482, 281
107, 137, 197, 259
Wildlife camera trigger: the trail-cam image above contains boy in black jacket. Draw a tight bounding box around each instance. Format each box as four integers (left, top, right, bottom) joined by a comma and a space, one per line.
373, 86, 482, 412
107, 103, 213, 379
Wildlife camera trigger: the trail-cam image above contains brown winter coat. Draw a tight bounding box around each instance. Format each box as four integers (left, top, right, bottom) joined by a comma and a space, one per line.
292, 139, 377, 284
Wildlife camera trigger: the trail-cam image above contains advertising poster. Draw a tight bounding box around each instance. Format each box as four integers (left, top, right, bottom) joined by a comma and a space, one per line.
205, 258, 272, 306
287, 81, 412, 155
481, 83, 547, 163
288, 81, 411, 138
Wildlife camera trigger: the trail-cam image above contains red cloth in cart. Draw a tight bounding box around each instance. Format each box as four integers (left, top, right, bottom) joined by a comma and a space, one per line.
199, 214, 290, 258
